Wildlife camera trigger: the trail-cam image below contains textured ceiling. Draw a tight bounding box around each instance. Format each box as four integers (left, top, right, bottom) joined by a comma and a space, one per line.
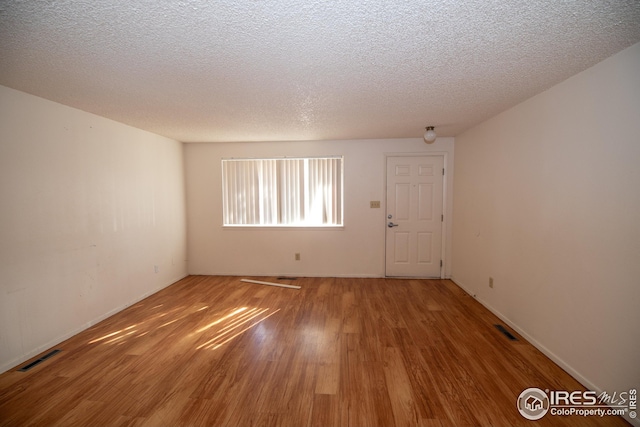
1, 1, 639, 143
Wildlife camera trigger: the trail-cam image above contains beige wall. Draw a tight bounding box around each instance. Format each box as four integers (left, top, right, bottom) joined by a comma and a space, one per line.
452, 42, 640, 409
0, 86, 188, 372
185, 138, 454, 278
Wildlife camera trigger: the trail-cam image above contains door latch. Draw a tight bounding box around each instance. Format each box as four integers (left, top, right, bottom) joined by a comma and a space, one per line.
387, 222, 399, 228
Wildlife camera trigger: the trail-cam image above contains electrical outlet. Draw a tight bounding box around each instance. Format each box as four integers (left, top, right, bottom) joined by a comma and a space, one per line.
489, 277, 494, 288
370, 201, 381, 208
154, 265, 159, 273
295, 253, 301, 261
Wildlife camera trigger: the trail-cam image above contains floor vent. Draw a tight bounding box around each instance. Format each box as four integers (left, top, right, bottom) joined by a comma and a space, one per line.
18, 349, 61, 372
494, 324, 518, 341
277, 277, 298, 280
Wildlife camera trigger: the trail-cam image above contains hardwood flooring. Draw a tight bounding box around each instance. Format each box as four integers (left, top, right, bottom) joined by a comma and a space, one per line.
0, 276, 629, 426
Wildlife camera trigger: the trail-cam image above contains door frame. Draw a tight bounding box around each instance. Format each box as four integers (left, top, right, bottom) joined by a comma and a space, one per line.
383, 152, 449, 278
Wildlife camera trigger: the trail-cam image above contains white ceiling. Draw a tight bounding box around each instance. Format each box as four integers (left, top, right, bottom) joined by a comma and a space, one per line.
1, 1, 639, 143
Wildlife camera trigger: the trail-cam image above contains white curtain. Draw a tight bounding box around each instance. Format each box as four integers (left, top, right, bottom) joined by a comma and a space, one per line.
307, 157, 342, 225
222, 157, 342, 226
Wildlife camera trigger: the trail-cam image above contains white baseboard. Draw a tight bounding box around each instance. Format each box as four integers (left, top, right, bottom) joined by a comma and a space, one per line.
188, 272, 387, 278
1, 274, 188, 374
450, 276, 639, 427
189, 272, 452, 279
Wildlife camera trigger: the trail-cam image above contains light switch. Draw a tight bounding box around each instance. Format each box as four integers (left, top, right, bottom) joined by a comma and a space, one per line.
370, 201, 381, 208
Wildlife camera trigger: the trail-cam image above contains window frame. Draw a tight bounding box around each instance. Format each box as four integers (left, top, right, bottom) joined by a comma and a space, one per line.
221, 156, 344, 229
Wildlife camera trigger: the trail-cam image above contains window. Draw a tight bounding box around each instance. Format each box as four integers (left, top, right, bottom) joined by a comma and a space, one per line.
222, 156, 343, 227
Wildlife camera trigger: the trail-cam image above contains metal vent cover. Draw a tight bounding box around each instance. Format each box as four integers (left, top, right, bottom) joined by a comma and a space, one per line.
18, 349, 61, 372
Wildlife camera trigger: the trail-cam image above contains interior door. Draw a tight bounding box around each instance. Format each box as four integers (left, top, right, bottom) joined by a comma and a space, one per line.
385, 156, 444, 277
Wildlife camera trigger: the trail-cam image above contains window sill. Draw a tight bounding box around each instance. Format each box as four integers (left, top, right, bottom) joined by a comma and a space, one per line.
222, 225, 344, 231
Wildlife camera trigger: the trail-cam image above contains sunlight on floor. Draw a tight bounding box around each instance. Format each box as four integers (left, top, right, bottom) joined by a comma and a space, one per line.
87, 303, 199, 346
88, 324, 138, 344
194, 306, 280, 350
86, 301, 279, 351
196, 307, 249, 333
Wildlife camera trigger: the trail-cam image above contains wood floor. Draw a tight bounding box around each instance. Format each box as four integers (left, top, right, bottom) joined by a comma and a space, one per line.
0, 276, 629, 427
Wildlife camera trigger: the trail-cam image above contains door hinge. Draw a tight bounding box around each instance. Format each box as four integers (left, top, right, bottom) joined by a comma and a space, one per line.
441, 214, 444, 222
440, 260, 443, 268
442, 168, 445, 176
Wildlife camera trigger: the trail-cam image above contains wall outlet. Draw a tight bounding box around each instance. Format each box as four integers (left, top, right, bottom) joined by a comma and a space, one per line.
489, 277, 494, 288
295, 253, 301, 261
154, 265, 159, 273
370, 201, 381, 208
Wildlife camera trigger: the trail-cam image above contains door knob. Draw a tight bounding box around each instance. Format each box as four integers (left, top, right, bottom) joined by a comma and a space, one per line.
388, 222, 399, 228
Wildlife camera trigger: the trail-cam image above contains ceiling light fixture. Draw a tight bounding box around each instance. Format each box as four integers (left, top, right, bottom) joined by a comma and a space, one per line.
424, 126, 437, 142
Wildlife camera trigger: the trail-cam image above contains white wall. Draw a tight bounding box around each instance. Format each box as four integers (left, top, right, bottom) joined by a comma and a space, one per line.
452, 42, 640, 412
185, 138, 454, 278
0, 85, 188, 373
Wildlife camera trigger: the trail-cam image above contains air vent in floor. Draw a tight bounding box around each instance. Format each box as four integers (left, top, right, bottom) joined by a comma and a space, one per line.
494, 324, 518, 341
18, 349, 61, 372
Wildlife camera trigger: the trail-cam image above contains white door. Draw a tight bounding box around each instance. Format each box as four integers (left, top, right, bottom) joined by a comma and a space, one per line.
385, 156, 444, 277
